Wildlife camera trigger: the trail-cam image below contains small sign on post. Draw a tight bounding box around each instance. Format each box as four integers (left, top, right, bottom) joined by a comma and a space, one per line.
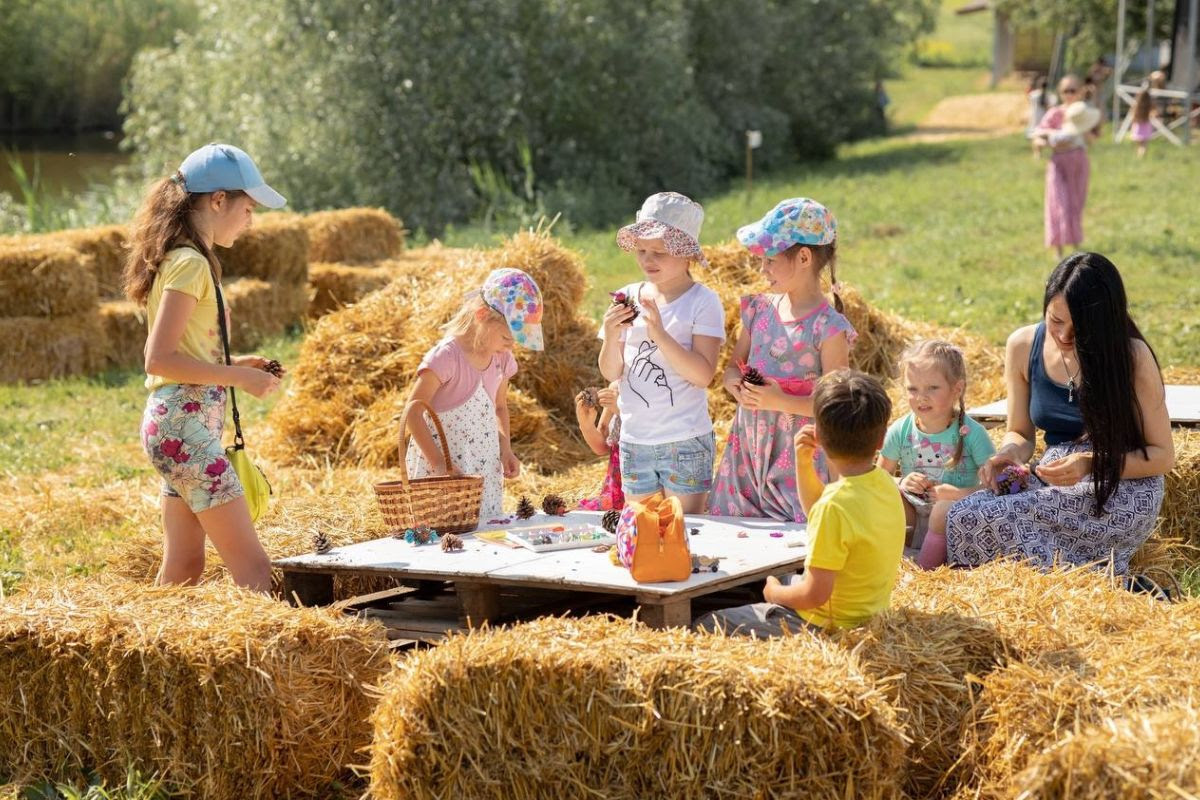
745, 130, 762, 195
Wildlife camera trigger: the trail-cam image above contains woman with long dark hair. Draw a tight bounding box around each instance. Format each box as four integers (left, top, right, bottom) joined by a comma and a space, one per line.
943, 252, 1174, 574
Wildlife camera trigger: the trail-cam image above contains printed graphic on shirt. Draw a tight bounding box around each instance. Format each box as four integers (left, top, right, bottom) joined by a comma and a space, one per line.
628, 340, 673, 408
912, 437, 952, 482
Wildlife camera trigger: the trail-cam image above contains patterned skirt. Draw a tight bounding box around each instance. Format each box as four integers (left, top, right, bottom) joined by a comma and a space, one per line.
945, 442, 1164, 575
405, 381, 504, 520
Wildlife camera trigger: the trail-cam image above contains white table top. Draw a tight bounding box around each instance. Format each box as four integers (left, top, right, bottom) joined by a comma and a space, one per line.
275, 510, 808, 598
969, 384, 1200, 425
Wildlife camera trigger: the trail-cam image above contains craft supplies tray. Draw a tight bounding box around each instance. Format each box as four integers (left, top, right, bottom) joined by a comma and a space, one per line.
505, 524, 614, 552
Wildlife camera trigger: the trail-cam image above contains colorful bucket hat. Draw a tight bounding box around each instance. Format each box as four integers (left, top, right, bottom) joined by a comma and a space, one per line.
480, 268, 544, 351
616, 192, 709, 267
737, 198, 837, 258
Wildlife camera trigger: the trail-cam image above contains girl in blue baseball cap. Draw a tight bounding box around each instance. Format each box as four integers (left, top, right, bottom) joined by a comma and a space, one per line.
709, 198, 857, 523
122, 143, 287, 592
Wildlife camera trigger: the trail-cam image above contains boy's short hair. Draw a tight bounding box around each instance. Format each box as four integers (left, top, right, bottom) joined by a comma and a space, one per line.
813, 369, 892, 459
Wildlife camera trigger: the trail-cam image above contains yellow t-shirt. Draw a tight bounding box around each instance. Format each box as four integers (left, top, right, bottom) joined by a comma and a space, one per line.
144, 246, 224, 390
798, 466, 905, 630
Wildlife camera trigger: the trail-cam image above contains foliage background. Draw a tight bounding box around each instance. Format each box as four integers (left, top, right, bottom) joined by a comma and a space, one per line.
121, 0, 936, 233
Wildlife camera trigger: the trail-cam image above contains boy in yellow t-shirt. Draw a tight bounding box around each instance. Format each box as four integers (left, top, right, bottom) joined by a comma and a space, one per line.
695, 370, 904, 635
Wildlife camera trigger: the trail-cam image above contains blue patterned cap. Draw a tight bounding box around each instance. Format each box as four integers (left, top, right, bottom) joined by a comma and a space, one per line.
736, 198, 836, 257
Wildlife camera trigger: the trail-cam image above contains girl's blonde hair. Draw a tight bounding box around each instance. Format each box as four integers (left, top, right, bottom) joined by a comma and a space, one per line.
898, 339, 969, 467
442, 289, 504, 346
782, 240, 842, 312
122, 172, 245, 306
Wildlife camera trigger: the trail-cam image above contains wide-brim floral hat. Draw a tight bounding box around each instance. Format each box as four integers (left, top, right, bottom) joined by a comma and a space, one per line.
737, 197, 837, 258
480, 268, 544, 351
616, 191, 709, 267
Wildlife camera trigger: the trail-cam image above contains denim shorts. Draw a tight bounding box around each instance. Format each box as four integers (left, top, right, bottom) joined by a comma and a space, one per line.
619, 433, 715, 497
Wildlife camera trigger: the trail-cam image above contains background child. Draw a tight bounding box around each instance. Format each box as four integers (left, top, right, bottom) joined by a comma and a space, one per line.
695, 370, 903, 635
405, 268, 543, 519
126, 143, 286, 592
877, 340, 995, 569
710, 198, 855, 522
599, 192, 725, 514
576, 381, 624, 511
1131, 84, 1154, 159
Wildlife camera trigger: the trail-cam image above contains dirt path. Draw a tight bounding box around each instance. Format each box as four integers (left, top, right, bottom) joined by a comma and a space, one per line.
903, 92, 1029, 142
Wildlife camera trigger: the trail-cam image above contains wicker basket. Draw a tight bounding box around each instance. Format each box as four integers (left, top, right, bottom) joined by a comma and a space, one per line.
374, 399, 484, 535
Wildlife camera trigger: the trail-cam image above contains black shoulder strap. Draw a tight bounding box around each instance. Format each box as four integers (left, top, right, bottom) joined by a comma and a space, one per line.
211, 271, 245, 450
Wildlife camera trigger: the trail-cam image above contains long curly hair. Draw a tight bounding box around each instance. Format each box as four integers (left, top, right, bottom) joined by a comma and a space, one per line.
122, 173, 244, 306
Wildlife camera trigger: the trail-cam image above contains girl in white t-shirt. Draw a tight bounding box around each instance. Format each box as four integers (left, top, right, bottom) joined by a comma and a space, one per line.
599, 192, 726, 513
405, 268, 544, 519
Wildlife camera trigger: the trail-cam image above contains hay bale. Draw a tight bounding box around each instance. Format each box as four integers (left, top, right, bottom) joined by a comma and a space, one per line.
369, 616, 908, 800
51, 224, 129, 299
1012, 706, 1200, 799
224, 277, 309, 350
947, 577, 1200, 797
1159, 428, 1200, 555
0, 225, 128, 300
0, 241, 98, 317
0, 312, 106, 383
263, 231, 599, 472
307, 262, 394, 318
98, 299, 145, 369
0, 579, 390, 799
839, 604, 1008, 797
302, 208, 405, 263
216, 215, 309, 284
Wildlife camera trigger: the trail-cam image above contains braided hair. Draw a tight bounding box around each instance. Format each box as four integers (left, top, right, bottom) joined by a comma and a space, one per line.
898, 339, 969, 467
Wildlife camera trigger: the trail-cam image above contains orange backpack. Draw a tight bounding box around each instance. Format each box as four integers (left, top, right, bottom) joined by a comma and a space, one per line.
615, 493, 692, 583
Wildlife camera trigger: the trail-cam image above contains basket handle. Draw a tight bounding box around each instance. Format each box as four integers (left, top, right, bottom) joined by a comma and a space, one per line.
399, 398, 456, 488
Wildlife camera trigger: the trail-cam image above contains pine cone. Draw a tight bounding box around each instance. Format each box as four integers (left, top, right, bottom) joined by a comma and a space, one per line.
515, 496, 536, 520
581, 386, 599, 409
312, 531, 332, 554
542, 493, 568, 516
441, 533, 464, 552
738, 361, 767, 387
263, 359, 284, 378
609, 290, 640, 321
601, 508, 621, 534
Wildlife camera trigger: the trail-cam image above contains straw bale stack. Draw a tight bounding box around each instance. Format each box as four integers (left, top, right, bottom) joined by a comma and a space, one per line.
0, 241, 98, 317
216, 214, 309, 284
1011, 705, 1200, 799
308, 262, 394, 318
1159, 427, 1200, 553
263, 230, 599, 473
302, 208, 405, 263
51, 224, 129, 298
369, 615, 908, 800
97, 299, 146, 369
0, 312, 106, 383
839, 603, 1008, 797
0, 224, 128, 298
0, 579, 391, 799
224, 277, 309, 350
943, 573, 1200, 797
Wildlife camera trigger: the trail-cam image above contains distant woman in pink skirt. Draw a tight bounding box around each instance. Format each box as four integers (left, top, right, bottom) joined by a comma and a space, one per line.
1034, 76, 1101, 257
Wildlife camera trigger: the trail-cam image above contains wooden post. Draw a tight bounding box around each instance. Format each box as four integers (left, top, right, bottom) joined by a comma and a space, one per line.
455, 581, 500, 627
1115, 0, 1127, 139
745, 135, 753, 196
1186, 0, 1199, 145
638, 597, 692, 629
283, 571, 334, 607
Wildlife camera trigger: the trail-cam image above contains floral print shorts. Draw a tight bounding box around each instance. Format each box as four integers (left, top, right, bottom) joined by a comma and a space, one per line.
141, 384, 243, 513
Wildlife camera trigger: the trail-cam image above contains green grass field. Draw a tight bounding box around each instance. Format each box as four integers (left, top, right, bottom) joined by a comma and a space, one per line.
447, 134, 1200, 367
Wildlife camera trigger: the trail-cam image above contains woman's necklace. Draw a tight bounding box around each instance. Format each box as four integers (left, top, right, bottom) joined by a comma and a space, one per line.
1059, 348, 1079, 403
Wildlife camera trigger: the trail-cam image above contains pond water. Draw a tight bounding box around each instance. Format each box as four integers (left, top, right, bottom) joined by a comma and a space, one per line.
0, 132, 129, 198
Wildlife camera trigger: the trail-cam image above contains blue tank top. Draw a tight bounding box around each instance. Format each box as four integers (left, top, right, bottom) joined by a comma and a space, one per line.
1028, 322, 1085, 445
